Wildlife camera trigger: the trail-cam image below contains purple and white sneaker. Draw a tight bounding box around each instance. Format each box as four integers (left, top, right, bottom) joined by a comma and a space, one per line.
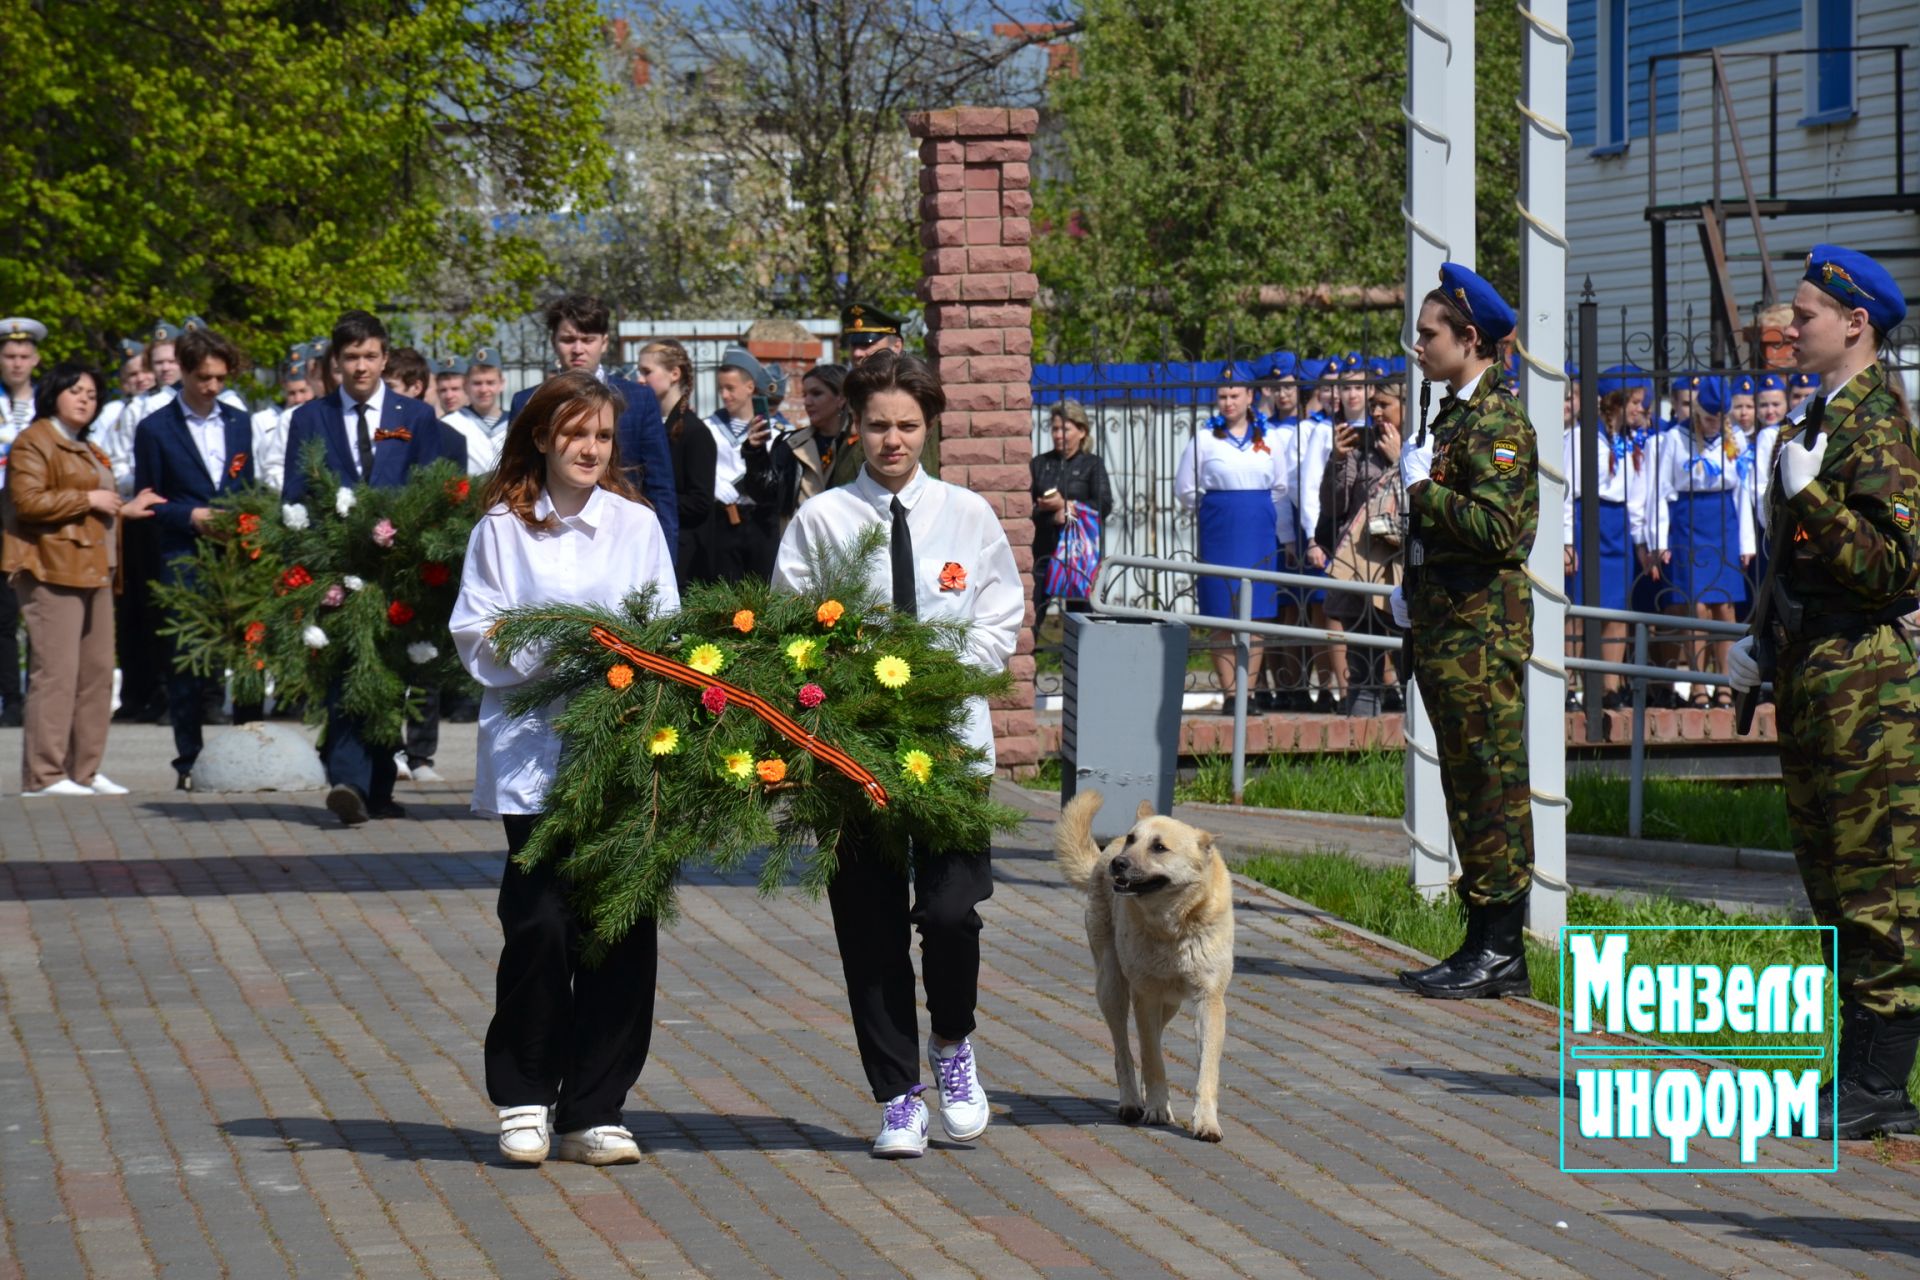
929, 1036, 990, 1141
872, 1084, 929, 1158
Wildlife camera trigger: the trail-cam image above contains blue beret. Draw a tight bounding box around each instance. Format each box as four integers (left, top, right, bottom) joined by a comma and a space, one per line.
1729, 374, 1756, 397
149, 321, 183, 343
1215, 360, 1258, 386
1788, 371, 1821, 391
1757, 372, 1786, 393
1437, 262, 1516, 341
720, 344, 774, 394
1695, 376, 1731, 417
1299, 357, 1330, 382
1336, 351, 1365, 374
181, 315, 207, 333
471, 346, 501, 369
1597, 363, 1652, 398
436, 356, 470, 376
1804, 244, 1907, 334
1263, 351, 1298, 379
1368, 357, 1394, 379
114, 337, 145, 360
1390, 355, 1407, 375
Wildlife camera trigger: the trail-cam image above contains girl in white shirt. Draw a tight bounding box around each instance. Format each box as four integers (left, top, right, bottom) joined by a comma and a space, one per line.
772, 352, 1022, 1160
450, 369, 681, 1169
1562, 385, 1653, 706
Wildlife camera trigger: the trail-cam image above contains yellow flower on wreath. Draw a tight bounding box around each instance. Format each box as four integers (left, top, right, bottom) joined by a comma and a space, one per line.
688, 642, 726, 675
722, 749, 755, 780
649, 726, 679, 756
786, 636, 818, 670
873, 655, 911, 689
900, 749, 933, 784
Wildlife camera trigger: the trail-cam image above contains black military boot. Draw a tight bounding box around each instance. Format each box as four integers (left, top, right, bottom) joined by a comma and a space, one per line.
1400, 904, 1483, 990
1824, 1004, 1920, 1140
1405, 896, 1531, 999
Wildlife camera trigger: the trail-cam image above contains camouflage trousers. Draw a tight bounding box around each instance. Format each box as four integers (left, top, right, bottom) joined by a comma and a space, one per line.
1777, 624, 1920, 1018
1409, 569, 1534, 908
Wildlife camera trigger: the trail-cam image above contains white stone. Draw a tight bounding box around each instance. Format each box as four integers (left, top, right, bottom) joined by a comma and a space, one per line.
190, 722, 326, 793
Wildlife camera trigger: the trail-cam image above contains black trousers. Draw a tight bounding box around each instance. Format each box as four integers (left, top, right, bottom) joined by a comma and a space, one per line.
700, 509, 781, 584
826, 826, 994, 1102
485, 814, 659, 1132
116, 521, 166, 714
404, 687, 440, 768
0, 577, 19, 711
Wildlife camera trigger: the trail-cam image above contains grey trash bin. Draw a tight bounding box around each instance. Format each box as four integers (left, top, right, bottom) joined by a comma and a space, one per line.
1061, 613, 1188, 842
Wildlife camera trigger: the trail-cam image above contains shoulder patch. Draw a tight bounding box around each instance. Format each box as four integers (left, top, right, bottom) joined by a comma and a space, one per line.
1491, 438, 1521, 473
1893, 493, 1915, 533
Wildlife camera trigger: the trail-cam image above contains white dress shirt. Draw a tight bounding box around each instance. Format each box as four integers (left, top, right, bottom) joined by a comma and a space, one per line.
251, 405, 295, 493
451, 486, 680, 816
1650, 425, 1757, 557
1561, 430, 1655, 547
181, 396, 228, 485
339, 387, 383, 476
1172, 424, 1293, 541
773, 464, 1023, 773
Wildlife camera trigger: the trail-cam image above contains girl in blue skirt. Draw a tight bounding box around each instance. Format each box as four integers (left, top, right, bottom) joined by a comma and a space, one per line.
1564, 383, 1651, 707
1176, 365, 1290, 712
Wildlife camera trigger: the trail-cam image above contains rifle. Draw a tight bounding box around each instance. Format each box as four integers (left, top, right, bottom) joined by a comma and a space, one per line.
1735, 394, 1824, 735
1405, 380, 1433, 595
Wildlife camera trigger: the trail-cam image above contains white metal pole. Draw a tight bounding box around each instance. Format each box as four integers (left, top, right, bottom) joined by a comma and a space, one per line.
1517, 1, 1571, 943
1402, 2, 1472, 899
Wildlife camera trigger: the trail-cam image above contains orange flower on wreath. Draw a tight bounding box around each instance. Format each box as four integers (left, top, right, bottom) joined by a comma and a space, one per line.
816, 599, 845, 627
732, 609, 755, 633
236, 512, 262, 535
243, 621, 267, 645
756, 758, 787, 784
607, 663, 634, 690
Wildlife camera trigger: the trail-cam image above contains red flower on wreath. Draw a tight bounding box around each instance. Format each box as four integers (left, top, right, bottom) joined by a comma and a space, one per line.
446, 477, 471, 502
420, 561, 450, 587
243, 621, 266, 645
229, 452, 248, 479
701, 686, 728, 715
387, 600, 415, 626
797, 683, 826, 709
277, 565, 313, 594
236, 512, 262, 535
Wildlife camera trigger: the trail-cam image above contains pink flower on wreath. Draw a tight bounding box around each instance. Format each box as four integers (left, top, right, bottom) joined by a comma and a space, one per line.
797, 683, 826, 709
372, 518, 397, 548
322, 583, 346, 608
701, 686, 727, 715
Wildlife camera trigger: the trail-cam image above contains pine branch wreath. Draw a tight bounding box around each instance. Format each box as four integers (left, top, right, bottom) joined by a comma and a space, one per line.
153, 441, 482, 747
487, 525, 1023, 947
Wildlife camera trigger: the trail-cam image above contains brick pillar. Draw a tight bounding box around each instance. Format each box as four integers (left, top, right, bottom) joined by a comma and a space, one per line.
908, 106, 1039, 778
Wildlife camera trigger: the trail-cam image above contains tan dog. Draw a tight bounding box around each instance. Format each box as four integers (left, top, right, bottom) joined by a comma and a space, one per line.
1055, 791, 1233, 1141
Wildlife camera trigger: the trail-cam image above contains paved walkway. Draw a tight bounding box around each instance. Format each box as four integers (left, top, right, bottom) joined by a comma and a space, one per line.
2, 728, 1918, 1277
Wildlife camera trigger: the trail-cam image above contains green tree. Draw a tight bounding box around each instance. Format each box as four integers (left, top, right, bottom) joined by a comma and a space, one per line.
0, 1, 611, 365
1034, 0, 1522, 360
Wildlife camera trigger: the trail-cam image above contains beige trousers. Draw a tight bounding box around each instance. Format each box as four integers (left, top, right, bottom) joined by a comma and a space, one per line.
17, 576, 115, 791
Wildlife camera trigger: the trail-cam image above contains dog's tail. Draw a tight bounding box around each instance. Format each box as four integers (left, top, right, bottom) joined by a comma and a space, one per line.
1055, 790, 1109, 889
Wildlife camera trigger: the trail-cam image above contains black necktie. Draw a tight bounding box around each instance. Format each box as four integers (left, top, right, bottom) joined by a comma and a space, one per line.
354, 402, 373, 482
890, 497, 916, 616
1803, 392, 1826, 438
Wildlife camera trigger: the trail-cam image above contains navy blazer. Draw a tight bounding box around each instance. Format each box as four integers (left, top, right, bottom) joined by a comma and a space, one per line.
508, 373, 678, 550
281, 389, 447, 502
133, 397, 257, 564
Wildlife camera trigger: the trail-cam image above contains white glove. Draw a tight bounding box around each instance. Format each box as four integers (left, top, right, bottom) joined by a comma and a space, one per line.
1726, 635, 1761, 694
1389, 585, 1411, 629
1777, 431, 1828, 500
1399, 436, 1434, 490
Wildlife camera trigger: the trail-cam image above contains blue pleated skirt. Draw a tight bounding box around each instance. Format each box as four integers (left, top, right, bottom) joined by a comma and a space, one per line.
1197, 489, 1280, 619
1666, 490, 1748, 607
1567, 499, 1632, 611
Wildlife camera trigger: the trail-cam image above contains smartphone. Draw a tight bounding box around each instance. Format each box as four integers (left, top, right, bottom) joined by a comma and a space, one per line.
751, 393, 770, 421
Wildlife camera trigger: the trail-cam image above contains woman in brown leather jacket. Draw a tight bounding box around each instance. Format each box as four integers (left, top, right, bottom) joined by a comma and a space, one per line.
1, 363, 162, 796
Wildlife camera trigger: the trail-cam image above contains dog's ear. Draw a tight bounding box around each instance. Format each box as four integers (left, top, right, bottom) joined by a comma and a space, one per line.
1136, 799, 1155, 820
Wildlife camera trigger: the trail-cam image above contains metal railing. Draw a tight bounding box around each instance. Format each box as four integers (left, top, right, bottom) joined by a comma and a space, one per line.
1086, 552, 1753, 838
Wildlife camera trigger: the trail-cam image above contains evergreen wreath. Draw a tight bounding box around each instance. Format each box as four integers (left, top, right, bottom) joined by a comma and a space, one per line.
487, 524, 1023, 947
153, 443, 481, 747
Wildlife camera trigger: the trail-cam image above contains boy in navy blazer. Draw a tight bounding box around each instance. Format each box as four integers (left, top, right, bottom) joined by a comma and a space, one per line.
282, 311, 447, 826
133, 326, 259, 787
506, 293, 678, 553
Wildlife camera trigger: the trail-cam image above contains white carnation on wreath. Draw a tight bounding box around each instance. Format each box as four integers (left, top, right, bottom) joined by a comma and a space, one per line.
343, 575, 365, 592
302, 625, 329, 649
406, 641, 439, 664
335, 487, 357, 516
281, 502, 310, 530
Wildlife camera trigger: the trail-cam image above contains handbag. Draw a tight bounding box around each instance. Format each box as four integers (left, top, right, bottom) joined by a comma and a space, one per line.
1044, 503, 1102, 600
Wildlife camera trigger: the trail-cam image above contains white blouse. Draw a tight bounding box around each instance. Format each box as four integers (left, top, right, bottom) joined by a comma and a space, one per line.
1173, 425, 1292, 543
1561, 431, 1656, 548
451, 486, 681, 816
1649, 426, 1756, 557
772, 465, 1023, 773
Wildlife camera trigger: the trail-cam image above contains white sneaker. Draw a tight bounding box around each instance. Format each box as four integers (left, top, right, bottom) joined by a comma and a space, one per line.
872, 1085, 930, 1158
85, 775, 130, 796
498, 1105, 550, 1164
410, 763, 444, 784
929, 1036, 991, 1141
393, 752, 412, 781
23, 778, 94, 798
556, 1124, 640, 1165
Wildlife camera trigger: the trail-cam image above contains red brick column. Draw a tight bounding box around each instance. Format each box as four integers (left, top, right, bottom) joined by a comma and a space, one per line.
908, 107, 1039, 778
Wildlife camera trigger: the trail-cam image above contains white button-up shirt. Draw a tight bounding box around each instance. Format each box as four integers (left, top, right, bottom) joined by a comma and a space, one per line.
451, 485, 680, 816
182, 397, 228, 485
772, 464, 1023, 772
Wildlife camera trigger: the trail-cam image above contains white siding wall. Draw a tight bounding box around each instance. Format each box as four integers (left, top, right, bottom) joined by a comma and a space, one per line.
1565, 0, 1920, 361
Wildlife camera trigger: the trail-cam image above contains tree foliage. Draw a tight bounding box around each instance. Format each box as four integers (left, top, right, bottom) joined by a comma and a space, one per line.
1035, 0, 1523, 360
0, 1, 611, 362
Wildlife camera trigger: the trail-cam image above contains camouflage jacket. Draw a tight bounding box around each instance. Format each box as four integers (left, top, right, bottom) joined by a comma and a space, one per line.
1409, 364, 1539, 568
1770, 362, 1920, 617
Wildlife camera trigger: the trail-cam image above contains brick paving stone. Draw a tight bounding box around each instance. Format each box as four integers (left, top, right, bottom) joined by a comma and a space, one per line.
6, 774, 1920, 1278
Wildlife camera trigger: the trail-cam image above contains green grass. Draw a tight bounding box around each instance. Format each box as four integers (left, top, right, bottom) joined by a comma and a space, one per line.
1238, 849, 1861, 1084
1176, 751, 1790, 851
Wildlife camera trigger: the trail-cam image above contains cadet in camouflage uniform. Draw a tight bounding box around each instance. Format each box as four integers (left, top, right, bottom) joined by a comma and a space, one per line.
1389, 263, 1539, 999
1729, 245, 1920, 1138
